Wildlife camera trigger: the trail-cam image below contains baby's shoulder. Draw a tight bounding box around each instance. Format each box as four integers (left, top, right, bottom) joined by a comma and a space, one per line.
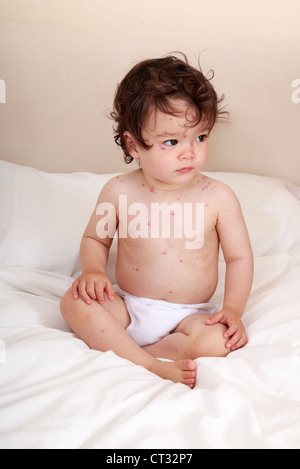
98, 170, 139, 200
197, 174, 240, 205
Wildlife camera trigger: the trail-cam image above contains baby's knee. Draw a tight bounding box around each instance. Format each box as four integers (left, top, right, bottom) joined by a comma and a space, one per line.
60, 287, 91, 324
60, 288, 72, 312
189, 324, 230, 358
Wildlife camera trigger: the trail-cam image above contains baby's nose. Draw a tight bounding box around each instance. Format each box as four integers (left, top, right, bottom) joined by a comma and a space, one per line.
178, 144, 195, 159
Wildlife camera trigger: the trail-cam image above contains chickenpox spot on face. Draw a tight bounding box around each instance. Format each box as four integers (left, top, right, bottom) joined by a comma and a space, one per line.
169, 291, 173, 295
179, 259, 183, 263
100, 329, 105, 333
150, 187, 157, 193
162, 251, 167, 255
183, 129, 188, 138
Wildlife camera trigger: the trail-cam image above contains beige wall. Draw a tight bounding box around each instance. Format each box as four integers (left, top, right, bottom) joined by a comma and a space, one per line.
0, 0, 299, 184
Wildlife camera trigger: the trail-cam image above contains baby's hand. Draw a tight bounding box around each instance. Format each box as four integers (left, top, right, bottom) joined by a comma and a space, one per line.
205, 308, 248, 351
72, 272, 114, 305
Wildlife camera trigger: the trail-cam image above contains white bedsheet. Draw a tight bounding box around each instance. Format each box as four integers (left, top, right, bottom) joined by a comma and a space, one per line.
0, 160, 299, 449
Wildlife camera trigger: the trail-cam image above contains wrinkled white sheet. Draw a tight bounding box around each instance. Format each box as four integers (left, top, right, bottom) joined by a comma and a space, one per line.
0, 254, 300, 449
0, 160, 300, 449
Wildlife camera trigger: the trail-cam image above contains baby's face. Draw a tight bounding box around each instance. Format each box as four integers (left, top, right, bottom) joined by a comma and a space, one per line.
129, 98, 210, 191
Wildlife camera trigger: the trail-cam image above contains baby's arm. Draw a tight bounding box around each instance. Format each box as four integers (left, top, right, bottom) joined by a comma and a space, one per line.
206, 184, 254, 351
72, 182, 117, 305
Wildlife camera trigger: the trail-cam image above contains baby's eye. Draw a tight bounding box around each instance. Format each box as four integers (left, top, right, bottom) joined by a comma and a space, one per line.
195, 134, 207, 143
164, 139, 178, 146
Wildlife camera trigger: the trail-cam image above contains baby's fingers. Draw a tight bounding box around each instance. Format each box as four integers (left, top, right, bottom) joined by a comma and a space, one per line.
226, 331, 248, 351
224, 321, 239, 339
72, 279, 80, 300
95, 282, 106, 304
78, 281, 93, 305
205, 311, 224, 325
95, 280, 114, 304
104, 280, 115, 302
85, 279, 98, 301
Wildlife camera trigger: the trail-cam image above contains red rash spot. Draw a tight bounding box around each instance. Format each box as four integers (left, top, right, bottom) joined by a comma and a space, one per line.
100, 329, 105, 333
179, 259, 183, 263
201, 182, 211, 191
162, 252, 167, 255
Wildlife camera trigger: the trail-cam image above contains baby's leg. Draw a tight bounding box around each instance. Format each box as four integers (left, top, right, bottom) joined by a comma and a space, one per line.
143, 313, 229, 361
60, 289, 197, 388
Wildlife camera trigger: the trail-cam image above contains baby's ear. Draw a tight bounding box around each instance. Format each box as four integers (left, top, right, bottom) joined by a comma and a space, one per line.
124, 131, 139, 159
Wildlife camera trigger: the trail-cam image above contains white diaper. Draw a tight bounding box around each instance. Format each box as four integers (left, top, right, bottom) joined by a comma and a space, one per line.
113, 284, 219, 347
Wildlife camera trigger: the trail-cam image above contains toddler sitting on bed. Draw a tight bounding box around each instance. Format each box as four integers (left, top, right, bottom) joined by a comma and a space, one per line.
60, 54, 254, 388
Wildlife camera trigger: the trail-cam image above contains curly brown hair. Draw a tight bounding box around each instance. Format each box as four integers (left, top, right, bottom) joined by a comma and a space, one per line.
111, 53, 226, 164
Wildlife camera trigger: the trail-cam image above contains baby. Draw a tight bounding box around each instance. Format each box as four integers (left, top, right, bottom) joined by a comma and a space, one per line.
60, 54, 254, 389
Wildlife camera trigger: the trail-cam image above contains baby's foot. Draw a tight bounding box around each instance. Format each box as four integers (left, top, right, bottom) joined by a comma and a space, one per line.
152, 359, 197, 389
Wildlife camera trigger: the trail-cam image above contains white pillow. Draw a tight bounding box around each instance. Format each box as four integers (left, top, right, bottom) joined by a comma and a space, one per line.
0, 160, 299, 279
208, 172, 300, 257
0, 160, 117, 277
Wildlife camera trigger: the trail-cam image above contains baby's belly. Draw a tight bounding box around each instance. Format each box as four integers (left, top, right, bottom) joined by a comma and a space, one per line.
115, 242, 219, 304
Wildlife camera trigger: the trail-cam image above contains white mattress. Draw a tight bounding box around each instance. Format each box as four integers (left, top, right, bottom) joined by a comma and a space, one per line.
0, 160, 300, 449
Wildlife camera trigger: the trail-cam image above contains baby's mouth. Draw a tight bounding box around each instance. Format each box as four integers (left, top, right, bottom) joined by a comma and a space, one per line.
176, 167, 194, 174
